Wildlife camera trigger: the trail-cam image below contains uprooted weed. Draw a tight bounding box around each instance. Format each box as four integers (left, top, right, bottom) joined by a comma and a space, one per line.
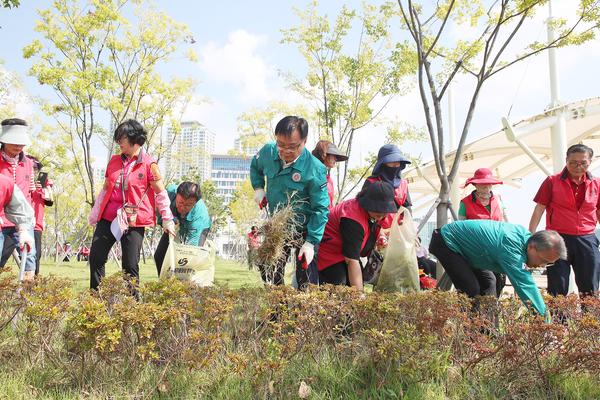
0, 269, 598, 399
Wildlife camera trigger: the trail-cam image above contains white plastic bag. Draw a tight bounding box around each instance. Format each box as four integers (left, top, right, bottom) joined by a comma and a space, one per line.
160, 239, 216, 287
374, 207, 419, 293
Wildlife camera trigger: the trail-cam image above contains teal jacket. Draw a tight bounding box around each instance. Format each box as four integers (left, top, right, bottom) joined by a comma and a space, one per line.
250, 142, 330, 245
440, 220, 546, 317
157, 185, 211, 246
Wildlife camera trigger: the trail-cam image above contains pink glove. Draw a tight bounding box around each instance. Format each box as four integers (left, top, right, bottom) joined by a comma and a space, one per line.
88, 189, 107, 226
155, 190, 174, 221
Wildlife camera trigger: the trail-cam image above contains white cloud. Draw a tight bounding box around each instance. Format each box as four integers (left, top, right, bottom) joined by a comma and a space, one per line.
199, 30, 279, 103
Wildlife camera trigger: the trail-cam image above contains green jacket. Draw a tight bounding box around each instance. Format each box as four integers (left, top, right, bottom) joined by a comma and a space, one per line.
250, 142, 330, 245
440, 220, 546, 317
157, 185, 211, 246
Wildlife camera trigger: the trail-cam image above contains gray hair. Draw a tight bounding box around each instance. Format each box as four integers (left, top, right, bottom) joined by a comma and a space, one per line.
527, 230, 567, 259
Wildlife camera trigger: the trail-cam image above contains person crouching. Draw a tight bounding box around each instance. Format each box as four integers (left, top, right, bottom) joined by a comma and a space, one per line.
317, 181, 397, 290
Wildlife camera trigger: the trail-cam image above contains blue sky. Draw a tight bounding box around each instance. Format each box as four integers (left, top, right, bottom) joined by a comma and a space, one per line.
1, 1, 600, 225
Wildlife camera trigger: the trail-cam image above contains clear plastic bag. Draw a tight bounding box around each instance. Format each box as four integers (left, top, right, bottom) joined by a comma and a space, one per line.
374, 207, 419, 293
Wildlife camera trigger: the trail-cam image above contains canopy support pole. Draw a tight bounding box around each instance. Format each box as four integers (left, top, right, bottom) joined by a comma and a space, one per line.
502, 117, 553, 176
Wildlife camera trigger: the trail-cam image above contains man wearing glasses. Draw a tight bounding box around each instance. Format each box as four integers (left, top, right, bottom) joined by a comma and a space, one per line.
250, 116, 329, 288
429, 220, 566, 317
529, 144, 600, 297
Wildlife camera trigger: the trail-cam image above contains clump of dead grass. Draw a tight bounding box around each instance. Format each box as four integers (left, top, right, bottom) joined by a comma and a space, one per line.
254, 203, 302, 274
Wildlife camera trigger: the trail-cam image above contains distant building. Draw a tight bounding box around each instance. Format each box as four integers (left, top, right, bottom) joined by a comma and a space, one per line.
234, 136, 262, 157
211, 154, 251, 202
164, 121, 215, 181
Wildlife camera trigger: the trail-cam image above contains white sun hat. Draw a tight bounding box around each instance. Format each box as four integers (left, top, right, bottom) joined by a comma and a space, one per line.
0, 124, 31, 146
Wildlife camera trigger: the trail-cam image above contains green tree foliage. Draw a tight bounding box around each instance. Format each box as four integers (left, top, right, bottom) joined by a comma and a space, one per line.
229, 180, 260, 235
282, 0, 417, 200
199, 180, 228, 234
2, 0, 19, 8
0, 63, 28, 119
23, 0, 197, 206
32, 124, 92, 254
396, 0, 600, 227
234, 101, 311, 156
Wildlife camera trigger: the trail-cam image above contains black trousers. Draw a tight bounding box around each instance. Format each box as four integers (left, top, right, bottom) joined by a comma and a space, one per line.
417, 256, 437, 278
261, 234, 318, 289
319, 261, 349, 286
153, 232, 170, 276
34, 230, 42, 275
547, 233, 600, 296
429, 229, 496, 297
89, 219, 145, 290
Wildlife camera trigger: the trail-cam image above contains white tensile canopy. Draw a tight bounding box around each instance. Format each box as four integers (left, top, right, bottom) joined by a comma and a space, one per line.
402, 97, 600, 211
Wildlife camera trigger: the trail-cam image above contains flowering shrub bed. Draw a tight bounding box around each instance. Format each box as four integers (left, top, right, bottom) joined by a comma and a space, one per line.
0, 267, 599, 399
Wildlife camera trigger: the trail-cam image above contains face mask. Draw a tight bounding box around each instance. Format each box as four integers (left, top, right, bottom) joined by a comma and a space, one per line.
380, 165, 402, 186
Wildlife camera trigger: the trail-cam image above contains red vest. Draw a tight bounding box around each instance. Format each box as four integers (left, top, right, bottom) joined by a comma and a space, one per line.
462, 191, 503, 221
32, 189, 46, 231
545, 169, 600, 235
317, 198, 380, 271
326, 174, 334, 209
0, 152, 33, 228
0, 174, 14, 227
96, 151, 157, 227
365, 176, 408, 229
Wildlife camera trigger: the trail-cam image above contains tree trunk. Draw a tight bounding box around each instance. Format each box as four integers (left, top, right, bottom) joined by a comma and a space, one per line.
436, 180, 450, 228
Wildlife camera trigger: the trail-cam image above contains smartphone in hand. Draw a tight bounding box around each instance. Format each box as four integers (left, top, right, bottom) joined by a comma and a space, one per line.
38, 172, 48, 187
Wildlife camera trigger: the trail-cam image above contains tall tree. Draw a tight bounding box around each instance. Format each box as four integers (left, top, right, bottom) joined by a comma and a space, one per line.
23, 0, 196, 206
396, 0, 600, 227
282, 0, 416, 200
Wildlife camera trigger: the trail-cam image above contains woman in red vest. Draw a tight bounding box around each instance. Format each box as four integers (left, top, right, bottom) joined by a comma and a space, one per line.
317, 181, 397, 290
88, 120, 175, 291
459, 167, 508, 297
28, 155, 53, 275
459, 168, 507, 222
362, 144, 412, 230
311, 140, 348, 208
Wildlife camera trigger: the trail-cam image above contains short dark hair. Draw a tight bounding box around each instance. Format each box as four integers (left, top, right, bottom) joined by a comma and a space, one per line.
251, 225, 258, 231
177, 181, 202, 200
113, 119, 147, 146
1, 118, 27, 127
312, 140, 332, 163
566, 144, 593, 159
527, 230, 567, 260
26, 155, 43, 170
275, 116, 308, 139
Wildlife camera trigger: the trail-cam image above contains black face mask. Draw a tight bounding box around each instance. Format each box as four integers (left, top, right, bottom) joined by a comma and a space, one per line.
380, 165, 402, 186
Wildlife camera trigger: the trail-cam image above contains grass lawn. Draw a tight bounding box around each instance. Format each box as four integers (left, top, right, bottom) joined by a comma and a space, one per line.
4, 256, 264, 291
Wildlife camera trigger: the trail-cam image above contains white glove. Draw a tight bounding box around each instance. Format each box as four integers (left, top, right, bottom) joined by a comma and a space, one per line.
298, 242, 315, 265
163, 219, 176, 237
17, 226, 34, 251
254, 188, 266, 207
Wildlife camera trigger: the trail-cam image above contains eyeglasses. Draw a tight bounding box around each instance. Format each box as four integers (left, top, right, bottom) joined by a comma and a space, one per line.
567, 160, 590, 168
276, 141, 303, 152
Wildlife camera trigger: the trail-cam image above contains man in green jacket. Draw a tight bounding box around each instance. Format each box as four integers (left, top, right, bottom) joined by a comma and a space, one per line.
154, 181, 211, 276
429, 220, 566, 317
250, 116, 330, 288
